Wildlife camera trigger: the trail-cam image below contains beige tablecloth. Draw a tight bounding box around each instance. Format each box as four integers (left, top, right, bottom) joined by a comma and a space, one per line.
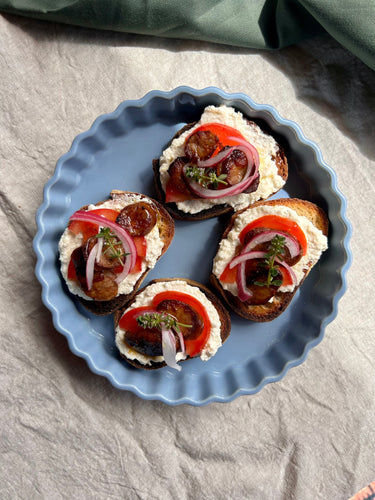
1, 12, 374, 499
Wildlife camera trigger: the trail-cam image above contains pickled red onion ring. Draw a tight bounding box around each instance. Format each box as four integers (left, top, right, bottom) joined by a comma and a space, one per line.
174, 327, 185, 355
183, 143, 259, 199
230, 251, 266, 302
236, 261, 252, 301
86, 243, 99, 290
229, 250, 297, 286
70, 210, 137, 282
242, 230, 300, 258
229, 251, 298, 302
197, 147, 232, 168
229, 250, 267, 269
132, 310, 186, 366
161, 327, 181, 371
95, 236, 104, 263
227, 136, 260, 167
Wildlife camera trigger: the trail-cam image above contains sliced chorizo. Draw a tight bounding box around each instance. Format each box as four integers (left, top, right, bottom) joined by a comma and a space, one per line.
124, 327, 163, 357
84, 271, 119, 301
216, 148, 248, 186
156, 299, 204, 341
83, 236, 122, 269
116, 201, 157, 236
244, 258, 281, 305
167, 157, 196, 197
184, 130, 219, 162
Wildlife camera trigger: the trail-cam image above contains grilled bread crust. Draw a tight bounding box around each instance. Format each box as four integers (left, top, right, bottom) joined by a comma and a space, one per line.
210, 198, 329, 322
114, 278, 231, 370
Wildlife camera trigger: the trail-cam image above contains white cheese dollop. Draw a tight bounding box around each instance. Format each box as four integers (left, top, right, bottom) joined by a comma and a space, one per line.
115, 280, 223, 366
212, 205, 328, 295
58, 193, 164, 300
159, 105, 285, 214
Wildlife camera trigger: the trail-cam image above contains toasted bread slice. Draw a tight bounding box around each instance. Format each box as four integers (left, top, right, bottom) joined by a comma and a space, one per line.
153, 106, 288, 220
210, 198, 329, 322
59, 190, 175, 316
114, 278, 231, 370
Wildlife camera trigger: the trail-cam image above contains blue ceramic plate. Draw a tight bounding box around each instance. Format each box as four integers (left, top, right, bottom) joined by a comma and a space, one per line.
33, 87, 351, 406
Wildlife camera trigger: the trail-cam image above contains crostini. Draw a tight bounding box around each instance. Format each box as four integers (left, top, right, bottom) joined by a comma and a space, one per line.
58, 190, 174, 315
153, 105, 288, 220
210, 198, 329, 321
114, 278, 231, 370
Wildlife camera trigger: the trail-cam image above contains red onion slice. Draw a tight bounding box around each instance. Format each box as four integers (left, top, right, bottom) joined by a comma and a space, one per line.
230, 251, 267, 302
197, 147, 232, 168
227, 136, 260, 167
242, 230, 300, 259
229, 250, 298, 302
236, 262, 252, 301
183, 143, 259, 199
229, 250, 267, 269
229, 250, 297, 288
95, 235, 104, 263
161, 327, 181, 371
86, 243, 99, 290
70, 210, 137, 283
174, 327, 185, 355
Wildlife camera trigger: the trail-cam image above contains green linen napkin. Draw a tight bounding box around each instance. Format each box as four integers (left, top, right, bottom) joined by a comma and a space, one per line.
0, 0, 374, 70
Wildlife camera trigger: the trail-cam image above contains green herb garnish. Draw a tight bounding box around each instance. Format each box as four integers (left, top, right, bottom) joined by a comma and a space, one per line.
254, 235, 286, 287
136, 312, 191, 332
185, 165, 228, 189
95, 227, 128, 266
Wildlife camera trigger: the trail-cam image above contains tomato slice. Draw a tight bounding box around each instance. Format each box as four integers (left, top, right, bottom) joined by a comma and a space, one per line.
152, 291, 211, 357
130, 255, 143, 274
219, 262, 237, 284
239, 215, 307, 255
122, 236, 146, 274
279, 266, 294, 286
132, 236, 147, 258
114, 237, 146, 275
68, 208, 120, 240
165, 178, 196, 203
67, 257, 77, 281
118, 306, 155, 332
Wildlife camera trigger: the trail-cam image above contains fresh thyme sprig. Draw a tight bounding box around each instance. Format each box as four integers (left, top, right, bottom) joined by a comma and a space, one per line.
95, 227, 128, 266
185, 165, 228, 189
254, 235, 286, 287
136, 312, 192, 333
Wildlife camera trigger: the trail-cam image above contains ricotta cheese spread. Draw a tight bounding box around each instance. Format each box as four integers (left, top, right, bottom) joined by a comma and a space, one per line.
159, 105, 285, 214
212, 205, 328, 295
59, 193, 164, 300
115, 280, 223, 366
